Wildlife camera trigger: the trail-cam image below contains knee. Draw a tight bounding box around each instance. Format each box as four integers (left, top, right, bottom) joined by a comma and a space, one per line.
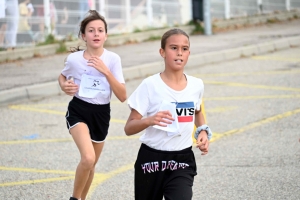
80, 154, 95, 170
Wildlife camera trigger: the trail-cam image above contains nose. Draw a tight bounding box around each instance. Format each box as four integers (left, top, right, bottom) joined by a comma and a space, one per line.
177, 50, 182, 56
95, 30, 100, 36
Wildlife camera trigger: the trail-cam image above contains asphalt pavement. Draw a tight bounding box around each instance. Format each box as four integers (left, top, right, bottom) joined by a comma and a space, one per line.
0, 46, 300, 199
0, 20, 300, 200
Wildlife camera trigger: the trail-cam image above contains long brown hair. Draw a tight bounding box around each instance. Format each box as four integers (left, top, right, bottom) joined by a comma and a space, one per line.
70, 10, 107, 52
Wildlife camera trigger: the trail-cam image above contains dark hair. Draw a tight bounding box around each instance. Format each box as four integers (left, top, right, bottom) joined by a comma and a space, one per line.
70, 10, 107, 52
161, 28, 190, 49
79, 10, 108, 37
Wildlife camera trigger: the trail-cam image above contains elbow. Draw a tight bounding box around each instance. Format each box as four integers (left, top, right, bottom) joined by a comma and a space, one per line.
124, 126, 131, 136
119, 95, 127, 103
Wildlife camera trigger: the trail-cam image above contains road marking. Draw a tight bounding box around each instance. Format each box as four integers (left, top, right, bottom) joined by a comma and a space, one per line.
0, 176, 74, 187
204, 81, 300, 92
87, 163, 134, 200
204, 94, 300, 101
0, 135, 140, 145
0, 163, 134, 189
206, 106, 237, 113
210, 107, 300, 142
195, 69, 300, 77
15, 100, 122, 107
0, 166, 75, 175
1, 108, 299, 191
252, 56, 300, 62
8, 105, 127, 124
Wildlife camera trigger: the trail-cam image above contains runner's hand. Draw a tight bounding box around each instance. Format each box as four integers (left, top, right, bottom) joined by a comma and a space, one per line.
61, 79, 78, 96
88, 56, 109, 75
196, 131, 209, 155
149, 111, 174, 127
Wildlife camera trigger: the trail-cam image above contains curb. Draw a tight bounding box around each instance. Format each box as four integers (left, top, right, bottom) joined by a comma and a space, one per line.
0, 36, 299, 106
0, 25, 194, 63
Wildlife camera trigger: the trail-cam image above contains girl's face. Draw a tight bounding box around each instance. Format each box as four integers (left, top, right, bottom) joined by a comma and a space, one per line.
82, 20, 107, 49
160, 34, 190, 71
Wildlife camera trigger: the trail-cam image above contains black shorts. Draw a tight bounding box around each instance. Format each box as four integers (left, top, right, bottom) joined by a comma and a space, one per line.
65, 97, 111, 143
134, 144, 197, 200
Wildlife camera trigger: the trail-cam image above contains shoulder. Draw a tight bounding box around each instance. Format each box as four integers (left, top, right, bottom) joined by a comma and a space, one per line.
143, 73, 159, 85
186, 74, 204, 85
103, 49, 121, 60
135, 74, 158, 90
66, 51, 83, 62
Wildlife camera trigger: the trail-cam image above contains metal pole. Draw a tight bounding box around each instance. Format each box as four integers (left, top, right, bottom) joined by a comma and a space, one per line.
126, 0, 131, 26
203, 0, 212, 35
100, 0, 105, 17
90, 0, 95, 10
43, 0, 51, 35
146, 0, 153, 27
225, 0, 230, 20
257, 0, 263, 14
286, 0, 290, 11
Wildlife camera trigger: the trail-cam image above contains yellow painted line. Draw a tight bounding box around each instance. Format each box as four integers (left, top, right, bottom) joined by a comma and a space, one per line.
0, 138, 72, 145
2, 108, 299, 189
206, 106, 237, 113
252, 56, 300, 62
195, 69, 300, 77
210, 107, 300, 142
0, 135, 140, 145
204, 81, 300, 92
87, 163, 134, 200
0, 163, 134, 188
9, 105, 66, 115
9, 100, 123, 108
111, 119, 126, 124
0, 166, 75, 175
204, 94, 300, 101
8, 105, 126, 124
0, 176, 74, 187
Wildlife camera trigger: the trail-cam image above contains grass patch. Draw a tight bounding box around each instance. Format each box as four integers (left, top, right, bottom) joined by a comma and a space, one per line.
144, 35, 161, 42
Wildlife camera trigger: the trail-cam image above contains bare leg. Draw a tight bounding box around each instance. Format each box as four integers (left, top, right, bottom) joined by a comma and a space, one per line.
81, 142, 105, 200
70, 123, 96, 199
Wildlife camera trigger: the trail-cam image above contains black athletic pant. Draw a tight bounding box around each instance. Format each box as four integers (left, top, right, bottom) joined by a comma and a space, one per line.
134, 144, 197, 200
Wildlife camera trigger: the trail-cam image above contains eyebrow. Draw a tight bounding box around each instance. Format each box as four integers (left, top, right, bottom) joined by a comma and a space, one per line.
87, 27, 104, 29
169, 44, 190, 47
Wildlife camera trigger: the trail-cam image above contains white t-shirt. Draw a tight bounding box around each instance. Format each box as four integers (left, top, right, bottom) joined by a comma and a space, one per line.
128, 73, 204, 151
61, 49, 125, 104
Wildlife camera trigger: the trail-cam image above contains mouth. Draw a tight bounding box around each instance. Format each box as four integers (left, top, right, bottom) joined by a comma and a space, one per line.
93, 39, 100, 42
175, 59, 183, 63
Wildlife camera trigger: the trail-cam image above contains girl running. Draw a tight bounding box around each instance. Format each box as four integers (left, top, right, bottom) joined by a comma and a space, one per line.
58, 10, 127, 200
124, 28, 212, 200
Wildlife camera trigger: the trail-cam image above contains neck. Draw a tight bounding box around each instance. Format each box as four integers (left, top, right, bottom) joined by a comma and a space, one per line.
86, 48, 104, 57
161, 70, 185, 83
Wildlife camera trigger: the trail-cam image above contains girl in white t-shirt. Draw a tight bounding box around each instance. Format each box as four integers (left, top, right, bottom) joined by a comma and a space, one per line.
58, 10, 127, 200
124, 28, 212, 200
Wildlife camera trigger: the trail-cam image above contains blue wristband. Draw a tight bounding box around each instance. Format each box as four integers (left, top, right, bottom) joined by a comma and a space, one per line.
194, 125, 213, 141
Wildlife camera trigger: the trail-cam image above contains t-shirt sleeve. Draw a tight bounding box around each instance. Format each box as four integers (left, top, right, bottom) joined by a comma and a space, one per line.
196, 81, 204, 111
127, 80, 149, 116
111, 55, 125, 84
61, 55, 72, 79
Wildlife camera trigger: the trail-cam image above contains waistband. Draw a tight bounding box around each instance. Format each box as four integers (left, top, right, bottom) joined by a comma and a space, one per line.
141, 143, 192, 154
72, 96, 110, 110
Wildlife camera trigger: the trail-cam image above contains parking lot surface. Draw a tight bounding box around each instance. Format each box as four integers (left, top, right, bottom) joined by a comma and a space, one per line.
0, 47, 299, 199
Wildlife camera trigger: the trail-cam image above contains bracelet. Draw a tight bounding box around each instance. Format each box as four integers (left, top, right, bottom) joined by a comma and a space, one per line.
194, 124, 213, 141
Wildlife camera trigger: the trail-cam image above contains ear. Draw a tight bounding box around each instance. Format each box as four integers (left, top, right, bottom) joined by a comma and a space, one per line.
105, 33, 108, 41
159, 48, 165, 58
82, 34, 86, 42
